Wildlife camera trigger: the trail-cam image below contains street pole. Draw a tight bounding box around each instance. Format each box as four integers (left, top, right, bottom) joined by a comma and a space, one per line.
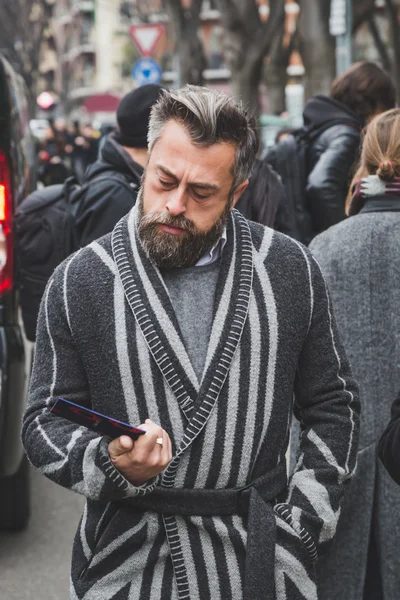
330, 0, 353, 76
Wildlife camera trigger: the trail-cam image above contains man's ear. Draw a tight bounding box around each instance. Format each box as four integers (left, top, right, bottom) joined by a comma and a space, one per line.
231, 179, 249, 208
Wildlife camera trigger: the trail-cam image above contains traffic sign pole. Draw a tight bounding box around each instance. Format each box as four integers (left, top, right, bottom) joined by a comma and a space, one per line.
330, 0, 353, 76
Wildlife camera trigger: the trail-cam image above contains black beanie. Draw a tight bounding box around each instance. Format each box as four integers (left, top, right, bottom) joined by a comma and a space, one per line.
114, 84, 164, 148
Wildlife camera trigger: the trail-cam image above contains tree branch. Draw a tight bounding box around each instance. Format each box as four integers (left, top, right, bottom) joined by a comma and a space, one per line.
385, 0, 400, 102
353, 0, 377, 32
367, 13, 392, 72
163, 0, 206, 85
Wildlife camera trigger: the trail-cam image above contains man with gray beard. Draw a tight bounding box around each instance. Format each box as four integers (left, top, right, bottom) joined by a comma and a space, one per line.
22, 86, 360, 600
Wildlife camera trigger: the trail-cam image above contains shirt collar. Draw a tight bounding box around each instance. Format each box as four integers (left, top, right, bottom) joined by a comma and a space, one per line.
195, 227, 227, 267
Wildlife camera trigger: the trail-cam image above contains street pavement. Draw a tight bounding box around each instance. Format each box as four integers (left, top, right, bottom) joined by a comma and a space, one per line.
0, 466, 84, 599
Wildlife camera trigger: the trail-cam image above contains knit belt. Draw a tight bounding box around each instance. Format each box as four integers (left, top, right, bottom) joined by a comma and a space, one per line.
118, 462, 288, 600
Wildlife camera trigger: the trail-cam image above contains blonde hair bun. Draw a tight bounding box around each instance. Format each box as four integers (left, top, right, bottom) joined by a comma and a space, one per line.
377, 160, 396, 181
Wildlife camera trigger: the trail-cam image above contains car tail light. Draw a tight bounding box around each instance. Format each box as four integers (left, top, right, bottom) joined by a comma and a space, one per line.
0, 151, 13, 295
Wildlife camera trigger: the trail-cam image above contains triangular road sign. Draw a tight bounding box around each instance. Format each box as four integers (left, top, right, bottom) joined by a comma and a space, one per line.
129, 25, 165, 57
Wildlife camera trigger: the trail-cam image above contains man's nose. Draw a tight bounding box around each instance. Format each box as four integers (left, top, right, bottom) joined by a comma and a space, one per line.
165, 188, 186, 217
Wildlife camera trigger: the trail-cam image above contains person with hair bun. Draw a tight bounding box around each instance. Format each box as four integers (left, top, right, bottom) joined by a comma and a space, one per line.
308, 108, 400, 600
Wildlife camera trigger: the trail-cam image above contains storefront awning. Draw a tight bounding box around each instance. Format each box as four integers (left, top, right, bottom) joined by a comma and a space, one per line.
83, 93, 121, 113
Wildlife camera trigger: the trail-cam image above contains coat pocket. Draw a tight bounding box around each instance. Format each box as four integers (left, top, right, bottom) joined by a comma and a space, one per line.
79, 503, 119, 581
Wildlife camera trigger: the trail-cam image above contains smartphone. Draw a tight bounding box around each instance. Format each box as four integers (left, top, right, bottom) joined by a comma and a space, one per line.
50, 397, 146, 441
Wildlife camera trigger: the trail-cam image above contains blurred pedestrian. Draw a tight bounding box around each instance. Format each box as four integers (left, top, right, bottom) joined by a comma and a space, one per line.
22, 85, 359, 600
274, 128, 296, 144
309, 108, 400, 600
70, 120, 87, 182
378, 389, 400, 485
38, 121, 72, 186
74, 84, 164, 246
265, 62, 396, 243
304, 61, 395, 235
234, 158, 286, 227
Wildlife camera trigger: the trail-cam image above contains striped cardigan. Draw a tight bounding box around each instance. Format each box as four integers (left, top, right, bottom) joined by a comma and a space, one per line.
22, 207, 360, 600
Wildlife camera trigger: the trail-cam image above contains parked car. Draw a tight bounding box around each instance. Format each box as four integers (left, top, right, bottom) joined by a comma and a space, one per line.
0, 55, 36, 530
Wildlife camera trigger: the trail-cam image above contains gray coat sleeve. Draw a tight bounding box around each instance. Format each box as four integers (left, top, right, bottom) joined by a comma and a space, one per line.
274, 253, 360, 561
21, 256, 156, 502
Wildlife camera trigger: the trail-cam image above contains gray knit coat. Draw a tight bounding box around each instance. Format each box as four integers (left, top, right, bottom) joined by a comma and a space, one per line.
22, 207, 360, 600
310, 208, 400, 599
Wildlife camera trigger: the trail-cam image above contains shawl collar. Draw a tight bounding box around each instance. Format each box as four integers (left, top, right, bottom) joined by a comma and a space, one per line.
112, 207, 253, 474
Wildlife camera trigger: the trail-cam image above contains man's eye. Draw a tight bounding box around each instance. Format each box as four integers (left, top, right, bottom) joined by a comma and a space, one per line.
159, 179, 174, 188
193, 190, 211, 200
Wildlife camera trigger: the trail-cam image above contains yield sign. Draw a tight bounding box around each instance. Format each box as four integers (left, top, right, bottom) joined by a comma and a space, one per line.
129, 24, 165, 57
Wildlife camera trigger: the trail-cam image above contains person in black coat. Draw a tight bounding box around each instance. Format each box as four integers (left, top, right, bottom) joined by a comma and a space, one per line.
235, 159, 285, 228
75, 84, 164, 246
378, 391, 400, 485
304, 61, 395, 237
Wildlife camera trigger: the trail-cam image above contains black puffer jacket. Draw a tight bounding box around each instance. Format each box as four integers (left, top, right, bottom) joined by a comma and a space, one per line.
304, 95, 363, 235
75, 134, 143, 246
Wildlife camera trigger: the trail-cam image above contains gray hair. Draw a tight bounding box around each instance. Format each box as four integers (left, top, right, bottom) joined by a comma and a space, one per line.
147, 85, 259, 191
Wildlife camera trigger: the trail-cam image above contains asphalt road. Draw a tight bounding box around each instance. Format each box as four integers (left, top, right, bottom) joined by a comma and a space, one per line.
0, 466, 84, 600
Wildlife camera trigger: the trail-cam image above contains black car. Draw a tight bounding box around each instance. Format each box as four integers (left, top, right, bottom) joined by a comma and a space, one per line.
0, 55, 36, 529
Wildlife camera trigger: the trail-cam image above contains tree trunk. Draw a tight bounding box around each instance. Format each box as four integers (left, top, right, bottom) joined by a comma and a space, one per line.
215, 0, 285, 116
264, 32, 294, 115
353, 0, 378, 31
0, 0, 52, 95
164, 0, 206, 86
367, 14, 392, 73
385, 0, 400, 103
297, 0, 336, 100
230, 53, 264, 115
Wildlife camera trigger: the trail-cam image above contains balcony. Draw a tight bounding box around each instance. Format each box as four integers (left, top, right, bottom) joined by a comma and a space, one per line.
162, 66, 230, 84
62, 43, 95, 62
61, 28, 95, 62
201, 0, 220, 20
68, 85, 98, 101
68, 70, 96, 100
72, 0, 95, 13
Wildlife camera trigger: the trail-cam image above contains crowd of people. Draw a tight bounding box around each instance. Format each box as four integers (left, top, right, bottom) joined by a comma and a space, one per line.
36, 117, 112, 186
20, 63, 400, 600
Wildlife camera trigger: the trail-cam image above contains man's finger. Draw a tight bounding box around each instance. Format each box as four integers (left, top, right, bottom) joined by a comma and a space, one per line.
160, 430, 172, 466
108, 435, 134, 460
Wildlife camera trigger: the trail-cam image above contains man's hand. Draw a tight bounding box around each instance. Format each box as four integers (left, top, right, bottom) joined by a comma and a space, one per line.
108, 419, 172, 486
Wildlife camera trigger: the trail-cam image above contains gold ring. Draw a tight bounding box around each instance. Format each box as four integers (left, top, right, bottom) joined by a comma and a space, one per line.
156, 437, 163, 446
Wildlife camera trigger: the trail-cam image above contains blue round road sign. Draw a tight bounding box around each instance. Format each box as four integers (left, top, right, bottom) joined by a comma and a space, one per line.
132, 58, 162, 86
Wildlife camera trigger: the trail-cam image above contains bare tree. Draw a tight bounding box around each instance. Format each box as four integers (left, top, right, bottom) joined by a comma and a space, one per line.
297, 0, 386, 101
385, 0, 400, 102
353, 0, 378, 31
0, 0, 53, 92
214, 0, 285, 115
264, 28, 295, 114
366, 13, 392, 73
296, 0, 335, 100
163, 0, 206, 86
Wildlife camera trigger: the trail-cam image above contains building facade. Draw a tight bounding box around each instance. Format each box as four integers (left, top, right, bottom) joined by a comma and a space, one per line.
52, 0, 134, 119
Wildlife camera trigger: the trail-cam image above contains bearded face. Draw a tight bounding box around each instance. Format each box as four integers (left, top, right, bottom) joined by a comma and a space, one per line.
137, 187, 231, 269
135, 121, 249, 268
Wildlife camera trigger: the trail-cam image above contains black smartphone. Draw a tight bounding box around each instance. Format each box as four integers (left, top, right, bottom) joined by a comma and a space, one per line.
50, 397, 146, 441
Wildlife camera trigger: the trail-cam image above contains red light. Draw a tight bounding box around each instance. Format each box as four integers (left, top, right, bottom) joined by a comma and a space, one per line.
0, 185, 6, 221
37, 91, 55, 110
0, 152, 13, 295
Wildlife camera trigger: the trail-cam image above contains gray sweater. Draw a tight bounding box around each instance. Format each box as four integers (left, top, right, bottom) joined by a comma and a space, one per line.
161, 261, 220, 381
22, 207, 360, 600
